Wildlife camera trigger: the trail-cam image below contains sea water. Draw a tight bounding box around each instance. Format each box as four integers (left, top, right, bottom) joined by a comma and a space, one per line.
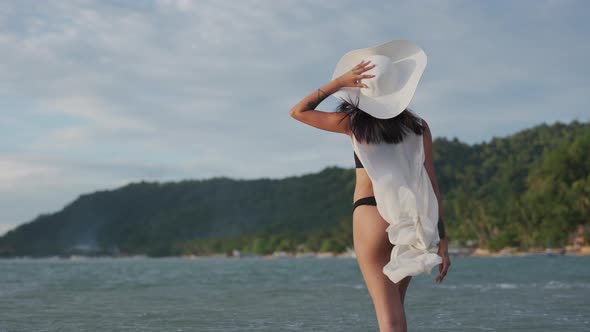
0, 255, 588, 331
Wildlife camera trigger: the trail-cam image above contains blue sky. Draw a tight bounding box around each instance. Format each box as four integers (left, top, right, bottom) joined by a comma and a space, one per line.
1, 0, 589, 235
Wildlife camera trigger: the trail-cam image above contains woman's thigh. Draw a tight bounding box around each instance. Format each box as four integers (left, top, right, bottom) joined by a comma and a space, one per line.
353, 204, 412, 308
353, 204, 392, 261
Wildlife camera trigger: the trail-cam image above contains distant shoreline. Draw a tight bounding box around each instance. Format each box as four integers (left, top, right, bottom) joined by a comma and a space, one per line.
2, 246, 589, 260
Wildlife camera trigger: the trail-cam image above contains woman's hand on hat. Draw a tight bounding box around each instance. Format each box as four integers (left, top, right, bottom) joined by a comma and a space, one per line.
334, 60, 376, 88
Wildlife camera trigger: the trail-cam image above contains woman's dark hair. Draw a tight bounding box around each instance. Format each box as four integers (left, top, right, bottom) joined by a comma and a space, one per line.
336, 96, 426, 144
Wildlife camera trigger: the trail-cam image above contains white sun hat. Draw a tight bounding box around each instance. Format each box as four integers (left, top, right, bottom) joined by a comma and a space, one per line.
331, 39, 427, 119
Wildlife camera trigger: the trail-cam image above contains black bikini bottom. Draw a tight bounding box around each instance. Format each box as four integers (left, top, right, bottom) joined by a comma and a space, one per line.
352, 195, 447, 239
352, 196, 377, 212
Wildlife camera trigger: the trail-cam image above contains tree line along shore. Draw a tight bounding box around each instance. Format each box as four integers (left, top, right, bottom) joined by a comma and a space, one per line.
0, 119, 589, 259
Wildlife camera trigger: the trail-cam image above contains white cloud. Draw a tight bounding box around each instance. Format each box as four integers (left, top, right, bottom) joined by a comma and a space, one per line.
0, 0, 588, 230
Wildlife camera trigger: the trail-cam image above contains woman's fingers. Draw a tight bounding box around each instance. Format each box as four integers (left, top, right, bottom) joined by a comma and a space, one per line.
436, 257, 451, 283
338, 60, 376, 88
436, 271, 443, 283
352, 62, 364, 72
357, 63, 376, 73
354, 60, 374, 71
356, 60, 370, 67
442, 260, 450, 277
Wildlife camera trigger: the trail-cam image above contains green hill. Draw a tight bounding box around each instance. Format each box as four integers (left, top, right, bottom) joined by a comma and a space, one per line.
1, 119, 589, 257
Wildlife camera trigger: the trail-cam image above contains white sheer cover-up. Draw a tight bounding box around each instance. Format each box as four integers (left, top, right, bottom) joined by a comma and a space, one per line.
350, 119, 442, 284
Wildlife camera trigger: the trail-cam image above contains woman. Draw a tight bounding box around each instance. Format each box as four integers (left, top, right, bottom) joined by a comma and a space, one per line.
289, 40, 451, 332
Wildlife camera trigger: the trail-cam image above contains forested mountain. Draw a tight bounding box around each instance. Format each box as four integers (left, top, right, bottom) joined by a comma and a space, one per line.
1, 119, 588, 257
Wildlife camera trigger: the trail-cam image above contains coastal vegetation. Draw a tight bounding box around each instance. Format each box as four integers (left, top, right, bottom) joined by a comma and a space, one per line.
1, 119, 588, 257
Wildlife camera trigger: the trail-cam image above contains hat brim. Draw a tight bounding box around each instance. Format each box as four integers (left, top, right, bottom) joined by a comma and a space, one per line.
331, 40, 427, 119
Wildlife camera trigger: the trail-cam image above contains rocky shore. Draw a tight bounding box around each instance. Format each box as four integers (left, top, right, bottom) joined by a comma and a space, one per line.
469, 245, 590, 257
180, 245, 590, 259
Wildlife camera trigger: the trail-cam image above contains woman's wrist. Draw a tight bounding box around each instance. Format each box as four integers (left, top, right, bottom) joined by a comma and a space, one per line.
322, 79, 344, 94
290, 80, 344, 114
437, 217, 446, 239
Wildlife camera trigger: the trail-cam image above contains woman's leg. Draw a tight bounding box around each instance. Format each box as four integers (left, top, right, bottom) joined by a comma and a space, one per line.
353, 204, 412, 332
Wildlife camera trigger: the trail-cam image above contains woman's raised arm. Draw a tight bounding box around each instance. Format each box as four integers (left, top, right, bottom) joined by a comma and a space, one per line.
289, 60, 375, 135
289, 80, 350, 134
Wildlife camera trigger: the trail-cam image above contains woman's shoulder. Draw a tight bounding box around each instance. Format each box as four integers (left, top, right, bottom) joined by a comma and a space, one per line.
409, 111, 428, 132
406, 109, 428, 129
420, 117, 429, 130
